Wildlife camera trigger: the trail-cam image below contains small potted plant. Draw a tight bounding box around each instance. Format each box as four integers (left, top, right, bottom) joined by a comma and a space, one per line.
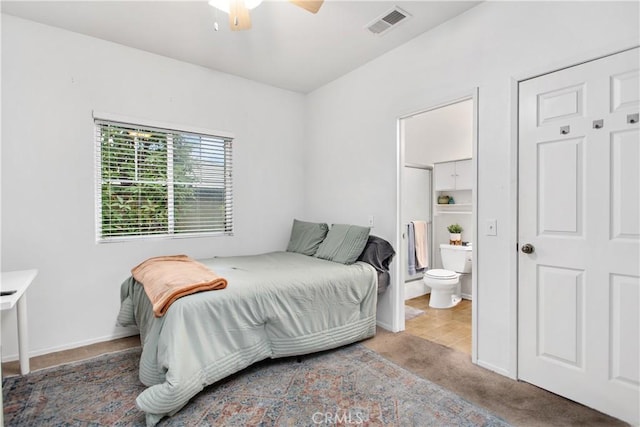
447, 223, 463, 245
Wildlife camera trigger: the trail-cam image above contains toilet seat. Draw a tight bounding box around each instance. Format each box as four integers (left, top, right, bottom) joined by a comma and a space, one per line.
425, 269, 458, 279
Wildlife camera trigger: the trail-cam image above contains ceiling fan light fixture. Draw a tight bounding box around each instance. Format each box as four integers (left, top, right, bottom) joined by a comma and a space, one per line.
208, 0, 263, 14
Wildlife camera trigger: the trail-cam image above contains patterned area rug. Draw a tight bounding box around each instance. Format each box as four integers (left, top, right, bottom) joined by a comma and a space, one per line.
2, 344, 509, 426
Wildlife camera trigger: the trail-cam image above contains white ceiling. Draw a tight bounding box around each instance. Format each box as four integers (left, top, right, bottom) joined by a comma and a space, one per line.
1, 1, 480, 93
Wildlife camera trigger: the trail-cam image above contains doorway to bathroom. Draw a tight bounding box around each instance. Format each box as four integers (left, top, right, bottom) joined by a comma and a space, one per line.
397, 91, 478, 360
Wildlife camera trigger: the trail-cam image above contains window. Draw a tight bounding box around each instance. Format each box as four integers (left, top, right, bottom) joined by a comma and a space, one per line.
95, 117, 233, 241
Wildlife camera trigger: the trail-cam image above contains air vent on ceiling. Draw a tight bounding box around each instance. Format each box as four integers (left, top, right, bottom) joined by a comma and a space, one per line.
366, 7, 411, 36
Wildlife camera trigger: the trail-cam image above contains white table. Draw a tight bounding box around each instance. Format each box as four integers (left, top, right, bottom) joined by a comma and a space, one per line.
1, 269, 37, 375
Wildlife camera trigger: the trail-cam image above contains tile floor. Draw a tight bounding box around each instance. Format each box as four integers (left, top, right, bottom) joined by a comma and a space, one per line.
404, 294, 472, 355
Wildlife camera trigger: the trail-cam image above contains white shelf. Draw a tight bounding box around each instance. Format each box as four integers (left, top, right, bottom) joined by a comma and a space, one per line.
435, 202, 472, 215
435, 211, 472, 215
436, 203, 471, 208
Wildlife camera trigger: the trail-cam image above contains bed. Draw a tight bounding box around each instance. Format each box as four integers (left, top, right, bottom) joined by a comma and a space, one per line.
117, 250, 380, 425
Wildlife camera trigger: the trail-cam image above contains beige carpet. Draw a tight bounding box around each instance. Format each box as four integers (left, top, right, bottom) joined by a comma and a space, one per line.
3, 331, 627, 426
363, 328, 627, 427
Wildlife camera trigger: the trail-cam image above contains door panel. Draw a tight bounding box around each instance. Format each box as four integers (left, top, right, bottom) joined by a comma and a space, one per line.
518, 47, 639, 425
611, 129, 640, 239
537, 265, 584, 367
537, 138, 584, 235
611, 69, 639, 111
610, 274, 639, 387
537, 84, 585, 125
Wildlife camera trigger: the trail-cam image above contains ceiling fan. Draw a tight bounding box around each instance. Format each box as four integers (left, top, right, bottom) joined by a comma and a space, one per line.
209, 0, 324, 31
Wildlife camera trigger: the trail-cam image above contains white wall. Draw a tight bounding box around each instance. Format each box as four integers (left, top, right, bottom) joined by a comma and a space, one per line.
405, 99, 473, 166
1, 15, 306, 359
304, 2, 639, 375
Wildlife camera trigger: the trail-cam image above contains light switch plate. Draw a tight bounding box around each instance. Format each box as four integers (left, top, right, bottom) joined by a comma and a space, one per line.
486, 219, 497, 236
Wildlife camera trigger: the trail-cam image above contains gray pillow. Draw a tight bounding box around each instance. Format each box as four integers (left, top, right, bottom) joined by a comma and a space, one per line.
286, 219, 329, 256
314, 224, 371, 264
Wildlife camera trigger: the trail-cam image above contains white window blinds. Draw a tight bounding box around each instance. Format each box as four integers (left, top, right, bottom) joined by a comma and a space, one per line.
95, 119, 233, 241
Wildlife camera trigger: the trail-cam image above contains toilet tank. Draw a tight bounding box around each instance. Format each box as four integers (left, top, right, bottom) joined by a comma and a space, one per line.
440, 244, 472, 273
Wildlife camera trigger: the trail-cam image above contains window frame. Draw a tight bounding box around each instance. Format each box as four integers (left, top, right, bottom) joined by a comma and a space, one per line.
93, 112, 234, 243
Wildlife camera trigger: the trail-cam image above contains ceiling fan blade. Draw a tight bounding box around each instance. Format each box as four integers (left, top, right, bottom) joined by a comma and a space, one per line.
289, 0, 324, 14
229, 0, 252, 31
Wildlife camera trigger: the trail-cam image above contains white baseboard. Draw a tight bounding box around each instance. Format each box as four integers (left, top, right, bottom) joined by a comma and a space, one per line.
404, 280, 430, 300
1, 328, 139, 363
476, 359, 514, 379
376, 319, 393, 332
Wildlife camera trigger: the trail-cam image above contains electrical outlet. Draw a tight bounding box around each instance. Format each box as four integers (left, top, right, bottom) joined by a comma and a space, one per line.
486, 219, 497, 236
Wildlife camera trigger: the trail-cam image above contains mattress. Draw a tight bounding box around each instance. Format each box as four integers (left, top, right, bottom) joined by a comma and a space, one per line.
117, 251, 378, 425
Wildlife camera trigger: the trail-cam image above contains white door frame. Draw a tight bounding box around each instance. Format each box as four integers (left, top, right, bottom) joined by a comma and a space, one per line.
395, 88, 479, 363
511, 41, 640, 379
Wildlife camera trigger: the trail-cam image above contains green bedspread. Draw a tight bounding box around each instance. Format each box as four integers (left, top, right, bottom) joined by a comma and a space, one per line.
117, 251, 378, 426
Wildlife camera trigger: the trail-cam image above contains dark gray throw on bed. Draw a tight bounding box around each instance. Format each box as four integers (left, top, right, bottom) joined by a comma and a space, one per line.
358, 235, 395, 294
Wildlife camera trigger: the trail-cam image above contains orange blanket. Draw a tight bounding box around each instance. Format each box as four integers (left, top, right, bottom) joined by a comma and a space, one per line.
131, 255, 227, 317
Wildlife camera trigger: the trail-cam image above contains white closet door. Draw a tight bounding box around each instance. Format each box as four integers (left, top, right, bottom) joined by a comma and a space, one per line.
518, 47, 639, 425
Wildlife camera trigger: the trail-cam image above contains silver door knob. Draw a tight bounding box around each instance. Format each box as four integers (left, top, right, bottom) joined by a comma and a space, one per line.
521, 243, 535, 254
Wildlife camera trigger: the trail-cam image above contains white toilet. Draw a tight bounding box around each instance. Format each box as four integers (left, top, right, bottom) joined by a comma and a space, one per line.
423, 244, 472, 309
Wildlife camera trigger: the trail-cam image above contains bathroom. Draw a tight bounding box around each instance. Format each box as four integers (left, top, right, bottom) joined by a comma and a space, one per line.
400, 96, 475, 356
